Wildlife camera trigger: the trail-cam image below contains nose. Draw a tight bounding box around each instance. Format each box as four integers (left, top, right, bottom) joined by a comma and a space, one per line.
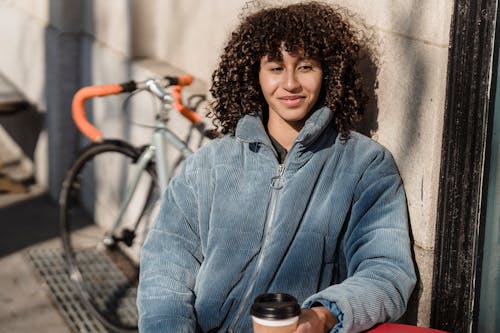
283, 71, 300, 91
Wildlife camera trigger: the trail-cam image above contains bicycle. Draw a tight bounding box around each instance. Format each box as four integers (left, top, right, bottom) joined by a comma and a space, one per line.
59, 74, 213, 332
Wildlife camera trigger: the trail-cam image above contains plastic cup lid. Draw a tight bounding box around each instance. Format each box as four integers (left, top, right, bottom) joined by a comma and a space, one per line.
250, 293, 301, 320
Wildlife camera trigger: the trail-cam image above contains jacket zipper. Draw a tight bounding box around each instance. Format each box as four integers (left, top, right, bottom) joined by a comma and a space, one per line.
228, 163, 285, 332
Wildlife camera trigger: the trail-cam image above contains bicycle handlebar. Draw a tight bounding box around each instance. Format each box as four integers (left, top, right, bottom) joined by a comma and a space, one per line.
72, 75, 201, 142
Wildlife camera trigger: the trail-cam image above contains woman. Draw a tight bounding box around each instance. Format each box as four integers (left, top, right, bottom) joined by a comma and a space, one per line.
137, 2, 416, 332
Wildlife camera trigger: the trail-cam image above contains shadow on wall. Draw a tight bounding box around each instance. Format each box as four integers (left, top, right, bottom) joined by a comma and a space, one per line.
395, 3, 430, 327
328, 14, 422, 322
44, 1, 84, 198
355, 44, 379, 137
0, 104, 43, 163
356, 3, 429, 325
386, 2, 430, 326
0, 103, 43, 195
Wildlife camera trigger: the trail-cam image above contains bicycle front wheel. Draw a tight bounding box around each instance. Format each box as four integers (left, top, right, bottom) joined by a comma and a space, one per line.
59, 140, 158, 332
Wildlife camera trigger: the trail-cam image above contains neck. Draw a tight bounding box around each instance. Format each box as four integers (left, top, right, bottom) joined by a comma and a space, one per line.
266, 119, 303, 151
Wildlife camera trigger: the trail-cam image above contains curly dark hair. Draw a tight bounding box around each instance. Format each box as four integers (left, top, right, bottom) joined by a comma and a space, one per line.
208, 1, 374, 138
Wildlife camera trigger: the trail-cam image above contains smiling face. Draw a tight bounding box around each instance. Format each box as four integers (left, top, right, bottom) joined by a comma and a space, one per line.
259, 49, 323, 140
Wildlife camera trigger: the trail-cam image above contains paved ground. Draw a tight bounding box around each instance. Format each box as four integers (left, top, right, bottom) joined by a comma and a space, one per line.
0, 191, 72, 333
0, 73, 72, 332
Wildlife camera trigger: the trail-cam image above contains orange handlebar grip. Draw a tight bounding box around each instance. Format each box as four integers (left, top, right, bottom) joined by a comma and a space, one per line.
72, 84, 124, 142
177, 74, 193, 86
174, 102, 203, 124
172, 85, 202, 124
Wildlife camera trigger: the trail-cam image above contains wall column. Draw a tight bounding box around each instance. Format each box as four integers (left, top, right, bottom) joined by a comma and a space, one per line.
44, 0, 83, 199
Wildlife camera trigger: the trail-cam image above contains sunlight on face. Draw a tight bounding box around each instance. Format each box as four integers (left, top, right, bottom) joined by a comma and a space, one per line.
259, 48, 323, 134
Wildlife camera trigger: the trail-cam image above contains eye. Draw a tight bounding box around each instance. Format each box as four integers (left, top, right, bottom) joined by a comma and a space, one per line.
298, 64, 313, 72
270, 66, 283, 72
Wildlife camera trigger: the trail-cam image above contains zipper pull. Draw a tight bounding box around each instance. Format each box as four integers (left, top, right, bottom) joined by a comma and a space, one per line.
277, 163, 284, 175
270, 164, 284, 189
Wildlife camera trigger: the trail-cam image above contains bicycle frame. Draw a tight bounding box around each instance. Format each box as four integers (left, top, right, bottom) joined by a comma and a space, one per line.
152, 118, 194, 193
97, 78, 198, 246
103, 121, 193, 246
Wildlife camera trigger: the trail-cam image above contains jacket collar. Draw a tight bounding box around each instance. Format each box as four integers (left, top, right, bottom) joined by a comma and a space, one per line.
235, 106, 335, 149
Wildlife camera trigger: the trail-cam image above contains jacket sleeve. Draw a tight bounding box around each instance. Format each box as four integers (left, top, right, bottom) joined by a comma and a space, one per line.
303, 149, 417, 333
137, 159, 202, 333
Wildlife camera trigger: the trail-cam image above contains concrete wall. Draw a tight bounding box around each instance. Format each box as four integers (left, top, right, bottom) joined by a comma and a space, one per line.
0, 0, 453, 327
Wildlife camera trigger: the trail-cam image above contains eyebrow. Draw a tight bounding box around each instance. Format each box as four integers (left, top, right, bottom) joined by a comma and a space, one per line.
263, 56, 317, 63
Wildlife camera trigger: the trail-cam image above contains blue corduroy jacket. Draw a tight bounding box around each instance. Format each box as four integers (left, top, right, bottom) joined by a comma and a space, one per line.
137, 106, 417, 333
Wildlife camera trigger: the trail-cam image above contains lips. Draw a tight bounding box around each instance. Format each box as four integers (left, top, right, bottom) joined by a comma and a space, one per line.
279, 95, 304, 107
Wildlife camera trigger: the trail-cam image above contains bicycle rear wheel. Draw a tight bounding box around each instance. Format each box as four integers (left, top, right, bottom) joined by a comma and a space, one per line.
59, 140, 158, 332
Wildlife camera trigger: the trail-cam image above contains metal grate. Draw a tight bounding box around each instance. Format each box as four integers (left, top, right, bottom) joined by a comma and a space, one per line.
28, 248, 138, 333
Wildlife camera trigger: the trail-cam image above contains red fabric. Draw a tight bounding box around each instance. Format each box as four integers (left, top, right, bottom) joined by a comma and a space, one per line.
365, 323, 450, 333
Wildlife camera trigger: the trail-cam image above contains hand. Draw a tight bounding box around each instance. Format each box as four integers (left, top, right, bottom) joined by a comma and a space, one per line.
293, 307, 337, 333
